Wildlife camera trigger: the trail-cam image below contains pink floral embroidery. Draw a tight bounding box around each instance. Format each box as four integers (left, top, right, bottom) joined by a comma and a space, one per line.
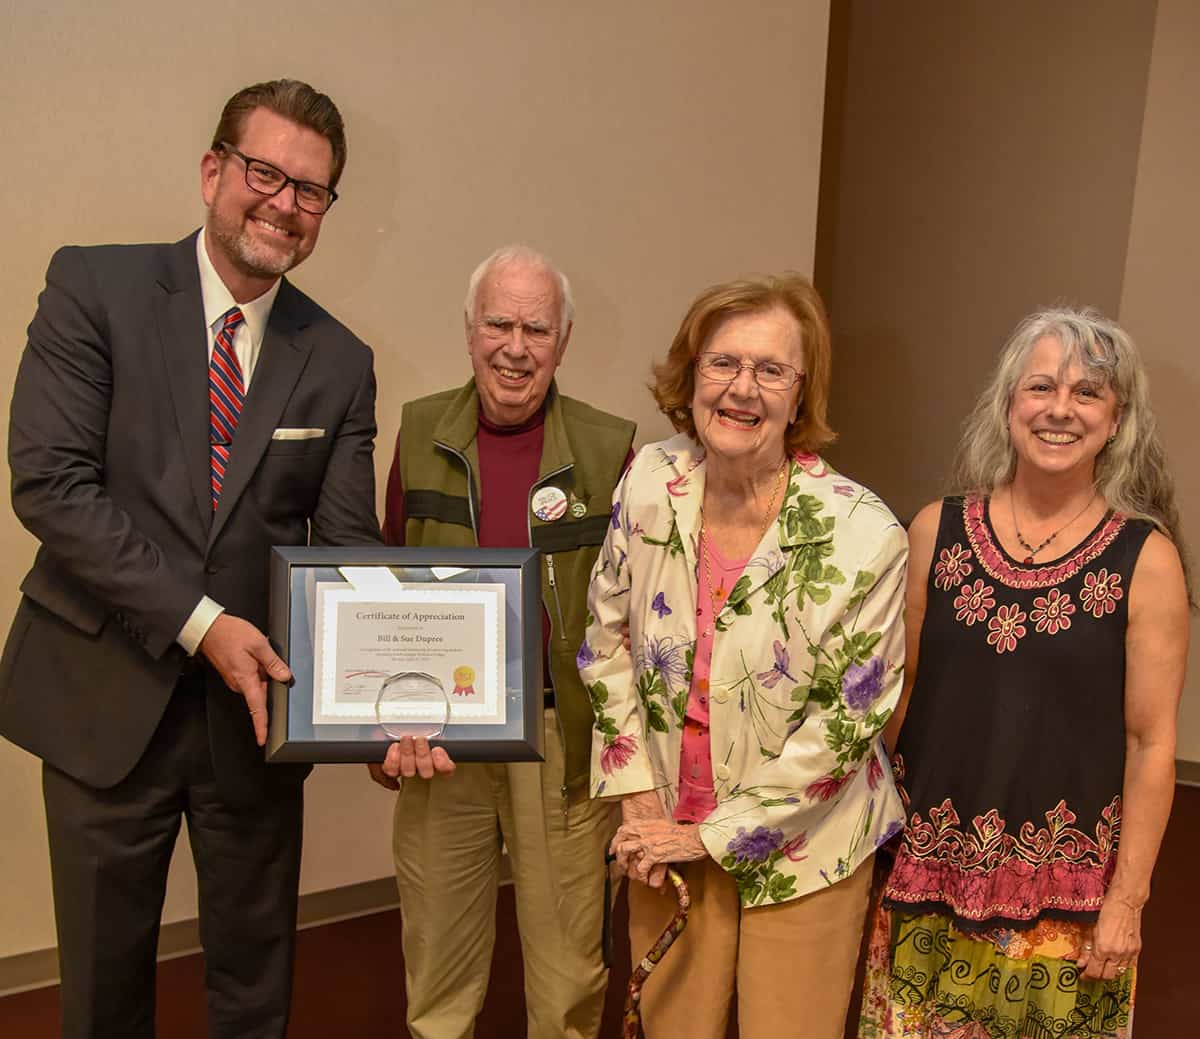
933, 542, 973, 590
833, 483, 855, 497
885, 797, 1120, 923
1031, 588, 1075, 634
600, 734, 638, 774
986, 603, 1027, 654
962, 495, 1125, 590
1080, 568, 1123, 618
953, 578, 995, 626
805, 770, 856, 802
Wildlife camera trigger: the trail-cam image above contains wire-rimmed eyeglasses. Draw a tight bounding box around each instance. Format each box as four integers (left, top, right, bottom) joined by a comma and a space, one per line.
695, 352, 804, 391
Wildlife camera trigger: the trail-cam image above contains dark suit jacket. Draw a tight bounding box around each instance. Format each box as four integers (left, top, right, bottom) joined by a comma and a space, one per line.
0, 232, 381, 804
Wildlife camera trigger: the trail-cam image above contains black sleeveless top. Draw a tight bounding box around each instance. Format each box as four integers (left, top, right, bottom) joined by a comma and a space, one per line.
883, 495, 1152, 932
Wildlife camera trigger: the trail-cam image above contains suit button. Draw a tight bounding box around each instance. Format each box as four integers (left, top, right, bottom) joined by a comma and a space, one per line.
712, 689, 729, 704
715, 764, 731, 781
205, 564, 222, 575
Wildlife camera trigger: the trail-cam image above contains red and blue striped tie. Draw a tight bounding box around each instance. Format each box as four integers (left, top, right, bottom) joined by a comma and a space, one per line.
209, 307, 245, 510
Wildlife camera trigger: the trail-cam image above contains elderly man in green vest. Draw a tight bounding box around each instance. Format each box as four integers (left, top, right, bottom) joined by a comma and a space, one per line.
368, 244, 636, 1039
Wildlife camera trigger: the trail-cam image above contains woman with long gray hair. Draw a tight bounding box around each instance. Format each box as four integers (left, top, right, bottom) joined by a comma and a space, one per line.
859, 306, 1191, 1038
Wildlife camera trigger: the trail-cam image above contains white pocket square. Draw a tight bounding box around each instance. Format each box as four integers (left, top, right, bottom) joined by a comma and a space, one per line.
271, 427, 325, 440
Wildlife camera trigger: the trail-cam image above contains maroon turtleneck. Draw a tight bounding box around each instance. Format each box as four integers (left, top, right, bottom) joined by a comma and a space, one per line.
381, 405, 553, 676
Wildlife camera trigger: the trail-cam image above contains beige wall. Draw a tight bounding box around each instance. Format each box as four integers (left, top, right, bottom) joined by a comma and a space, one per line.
0, 2, 831, 963
1117, 0, 1200, 766
820, 0, 1199, 763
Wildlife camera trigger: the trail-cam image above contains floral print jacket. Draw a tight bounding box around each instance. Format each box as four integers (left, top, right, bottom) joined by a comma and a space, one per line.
579, 434, 907, 907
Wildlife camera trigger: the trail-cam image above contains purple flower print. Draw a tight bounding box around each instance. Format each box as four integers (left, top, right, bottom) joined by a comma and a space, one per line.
842, 657, 884, 711
651, 592, 672, 619
636, 636, 688, 688
756, 640, 798, 689
726, 825, 785, 864
875, 820, 903, 849
611, 502, 621, 530
576, 640, 596, 670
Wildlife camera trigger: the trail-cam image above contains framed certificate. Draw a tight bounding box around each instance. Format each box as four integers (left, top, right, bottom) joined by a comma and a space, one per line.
266, 546, 545, 763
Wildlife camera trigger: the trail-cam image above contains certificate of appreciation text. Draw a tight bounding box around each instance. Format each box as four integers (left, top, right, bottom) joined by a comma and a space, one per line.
311, 580, 506, 726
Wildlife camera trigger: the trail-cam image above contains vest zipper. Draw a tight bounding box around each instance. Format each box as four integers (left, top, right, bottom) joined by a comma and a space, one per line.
545, 554, 568, 641
434, 441, 479, 541
528, 463, 574, 808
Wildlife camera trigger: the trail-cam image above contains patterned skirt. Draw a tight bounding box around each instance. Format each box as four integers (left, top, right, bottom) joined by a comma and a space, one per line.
858, 901, 1135, 1038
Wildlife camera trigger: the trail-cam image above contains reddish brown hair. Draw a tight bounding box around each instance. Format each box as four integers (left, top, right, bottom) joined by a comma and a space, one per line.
211, 79, 347, 188
651, 273, 836, 455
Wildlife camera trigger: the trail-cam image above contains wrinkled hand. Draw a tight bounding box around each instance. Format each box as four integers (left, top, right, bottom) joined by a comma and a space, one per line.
611, 790, 706, 888
199, 613, 292, 747
1078, 893, 1142, 980
366, 736, 456, 790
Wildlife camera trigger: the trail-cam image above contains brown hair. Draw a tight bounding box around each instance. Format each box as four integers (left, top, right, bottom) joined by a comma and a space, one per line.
651, 272, 836, 456
211, 79, 347, 189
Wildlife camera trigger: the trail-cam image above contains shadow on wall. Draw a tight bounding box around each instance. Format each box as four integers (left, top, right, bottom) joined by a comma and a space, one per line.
824, 322, 954, 525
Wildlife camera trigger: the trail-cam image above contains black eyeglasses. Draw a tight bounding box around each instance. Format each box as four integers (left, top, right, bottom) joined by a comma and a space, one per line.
218, 143, 338, 214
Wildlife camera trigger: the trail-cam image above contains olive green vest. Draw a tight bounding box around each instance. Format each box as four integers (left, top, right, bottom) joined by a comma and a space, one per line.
399, 380, 635, 794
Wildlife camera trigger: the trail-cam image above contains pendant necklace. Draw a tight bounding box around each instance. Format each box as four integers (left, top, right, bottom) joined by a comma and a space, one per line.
697, 459, 787, 638
1009, 487, 1096, 564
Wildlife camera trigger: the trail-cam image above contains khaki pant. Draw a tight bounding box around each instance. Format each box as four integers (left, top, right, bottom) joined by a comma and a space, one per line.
392, 708, 618, 1039
628, 853, 874, 1039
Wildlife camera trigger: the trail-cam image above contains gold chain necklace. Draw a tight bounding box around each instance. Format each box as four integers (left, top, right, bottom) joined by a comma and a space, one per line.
1009, 487, 1096, 564
698, 459, 788, 638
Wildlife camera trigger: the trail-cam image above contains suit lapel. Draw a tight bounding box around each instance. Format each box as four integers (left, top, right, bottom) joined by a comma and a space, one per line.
208, 281, 312, 547
155, 233, 213, 532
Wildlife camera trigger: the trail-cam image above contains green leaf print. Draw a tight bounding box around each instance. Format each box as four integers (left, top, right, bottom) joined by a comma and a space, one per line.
588, 681, 620, 738
641, 516, 685, 557
645, 699, 668, 733
766, 872, 797, 903
588, 680, 609, 708
846, 568, 876, 612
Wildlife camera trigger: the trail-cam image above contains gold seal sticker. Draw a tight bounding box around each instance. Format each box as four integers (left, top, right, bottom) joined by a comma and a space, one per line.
452, 665, 476, 696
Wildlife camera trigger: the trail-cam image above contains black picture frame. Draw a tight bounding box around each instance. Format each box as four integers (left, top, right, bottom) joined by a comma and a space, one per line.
266, 546, 544, 763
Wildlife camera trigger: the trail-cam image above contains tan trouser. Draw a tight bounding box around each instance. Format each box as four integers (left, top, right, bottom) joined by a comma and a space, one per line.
628, 853, 874, 1039
392, 708, 618, 1039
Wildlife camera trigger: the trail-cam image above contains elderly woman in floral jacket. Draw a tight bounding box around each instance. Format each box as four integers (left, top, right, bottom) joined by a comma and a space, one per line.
578, 274, 907, 1038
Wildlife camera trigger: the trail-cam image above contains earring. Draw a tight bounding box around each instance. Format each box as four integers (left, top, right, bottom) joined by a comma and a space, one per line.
1107, 432, 1118, 445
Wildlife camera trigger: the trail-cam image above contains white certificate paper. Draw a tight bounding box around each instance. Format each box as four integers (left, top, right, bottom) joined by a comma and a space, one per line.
311, 581, 506, 726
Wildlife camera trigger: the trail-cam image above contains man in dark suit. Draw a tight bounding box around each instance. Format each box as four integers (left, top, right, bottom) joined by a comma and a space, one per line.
0, 79, 447, 1038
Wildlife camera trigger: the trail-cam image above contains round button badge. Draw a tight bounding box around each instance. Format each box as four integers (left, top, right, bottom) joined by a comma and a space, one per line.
531, 486, 568, 522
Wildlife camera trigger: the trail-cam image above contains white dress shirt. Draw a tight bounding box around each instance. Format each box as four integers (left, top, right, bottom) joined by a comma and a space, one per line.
176, 232, 282, 655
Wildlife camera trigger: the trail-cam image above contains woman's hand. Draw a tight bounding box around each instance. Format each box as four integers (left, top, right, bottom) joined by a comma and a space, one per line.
1078, 892, 1142, 981
611, 791, 707, 888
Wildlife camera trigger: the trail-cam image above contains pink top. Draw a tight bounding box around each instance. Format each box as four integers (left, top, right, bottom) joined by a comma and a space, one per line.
674, 535, 749, 824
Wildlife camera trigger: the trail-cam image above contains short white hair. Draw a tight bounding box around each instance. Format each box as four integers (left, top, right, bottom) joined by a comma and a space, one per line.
463, 244, 575, 339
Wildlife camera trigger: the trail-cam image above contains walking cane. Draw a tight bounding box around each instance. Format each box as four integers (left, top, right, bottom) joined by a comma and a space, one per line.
622, 867, 692, 1039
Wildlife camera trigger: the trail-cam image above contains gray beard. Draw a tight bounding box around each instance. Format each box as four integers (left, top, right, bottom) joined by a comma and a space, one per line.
210, 222, 297, 279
